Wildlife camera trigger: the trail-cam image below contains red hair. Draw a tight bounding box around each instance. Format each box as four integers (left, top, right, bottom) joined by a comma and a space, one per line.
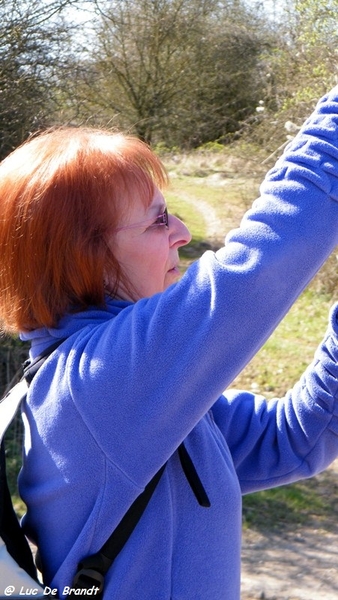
0, 127, 168, 333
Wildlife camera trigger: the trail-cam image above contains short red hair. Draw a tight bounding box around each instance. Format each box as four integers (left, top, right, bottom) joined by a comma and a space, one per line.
0, 127, 168, 333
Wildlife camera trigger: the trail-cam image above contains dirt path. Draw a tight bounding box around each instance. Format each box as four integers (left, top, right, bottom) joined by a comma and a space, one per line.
241, 460, 338, 600
178, 184, 247, 246
177, 191, 224, 241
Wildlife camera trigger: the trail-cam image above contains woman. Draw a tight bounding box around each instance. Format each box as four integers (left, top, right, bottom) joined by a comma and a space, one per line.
1, 87, 338, 599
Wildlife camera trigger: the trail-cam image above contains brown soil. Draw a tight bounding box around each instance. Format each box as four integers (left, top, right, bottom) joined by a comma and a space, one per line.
241, 460, 338, 600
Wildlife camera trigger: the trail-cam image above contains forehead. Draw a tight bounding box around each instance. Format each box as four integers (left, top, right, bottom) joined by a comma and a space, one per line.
130, 186, 166, 216
149, 187, 166, 210
113, 188, 166, 234
128, 186, 165, 218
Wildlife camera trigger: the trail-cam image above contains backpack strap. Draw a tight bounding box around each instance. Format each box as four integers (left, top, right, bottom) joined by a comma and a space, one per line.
69, 442, 209, 599
23, 338, 67, 385
178, 443, 210, 508
71, 464, 166, 598
0, 338, 67, 583
0, 338, 67, 439
0, 342, 66, 584
0, 420, 37, 580
0, 379, 28, 445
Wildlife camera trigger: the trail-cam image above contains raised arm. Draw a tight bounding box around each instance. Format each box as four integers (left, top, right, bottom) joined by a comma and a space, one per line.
52, 87, 338, 485
212, 304, 338, 494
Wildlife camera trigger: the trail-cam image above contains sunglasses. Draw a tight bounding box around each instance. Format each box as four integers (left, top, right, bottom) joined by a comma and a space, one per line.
115, 207, 169, 232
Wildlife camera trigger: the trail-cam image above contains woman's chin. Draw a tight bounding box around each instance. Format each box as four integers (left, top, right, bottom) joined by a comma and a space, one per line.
165, 267, 181, 287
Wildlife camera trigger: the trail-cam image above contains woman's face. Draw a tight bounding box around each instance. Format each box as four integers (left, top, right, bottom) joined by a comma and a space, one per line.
107, 187, 191, 301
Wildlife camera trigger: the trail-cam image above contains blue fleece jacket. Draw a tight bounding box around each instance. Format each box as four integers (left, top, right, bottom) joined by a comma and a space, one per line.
19, 87, 338, 599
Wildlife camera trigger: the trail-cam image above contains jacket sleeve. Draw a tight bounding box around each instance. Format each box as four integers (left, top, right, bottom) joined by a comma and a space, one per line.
212, 304, 338, 495
48, 86, 338, 488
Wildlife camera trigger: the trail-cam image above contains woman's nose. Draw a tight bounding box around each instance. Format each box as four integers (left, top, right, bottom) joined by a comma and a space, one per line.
169, 213, 192, 247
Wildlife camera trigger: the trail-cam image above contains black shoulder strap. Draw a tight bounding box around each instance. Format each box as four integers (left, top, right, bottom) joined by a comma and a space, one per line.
71, 464, 166, 597
23, 338, 67, 385
0, 340, 67, 582
0, 438, 38, 578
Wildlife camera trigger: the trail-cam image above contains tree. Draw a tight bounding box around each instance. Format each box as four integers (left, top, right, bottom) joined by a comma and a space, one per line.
256, 0, 338, 124
166, 17, 267, 147
292, 0, 338, 95
232, 0, 338, 155
0, 0, 78, 159
69, 0, 269, 147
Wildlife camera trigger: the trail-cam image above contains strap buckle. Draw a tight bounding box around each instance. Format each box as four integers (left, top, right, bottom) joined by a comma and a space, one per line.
71, 567, 104, 595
